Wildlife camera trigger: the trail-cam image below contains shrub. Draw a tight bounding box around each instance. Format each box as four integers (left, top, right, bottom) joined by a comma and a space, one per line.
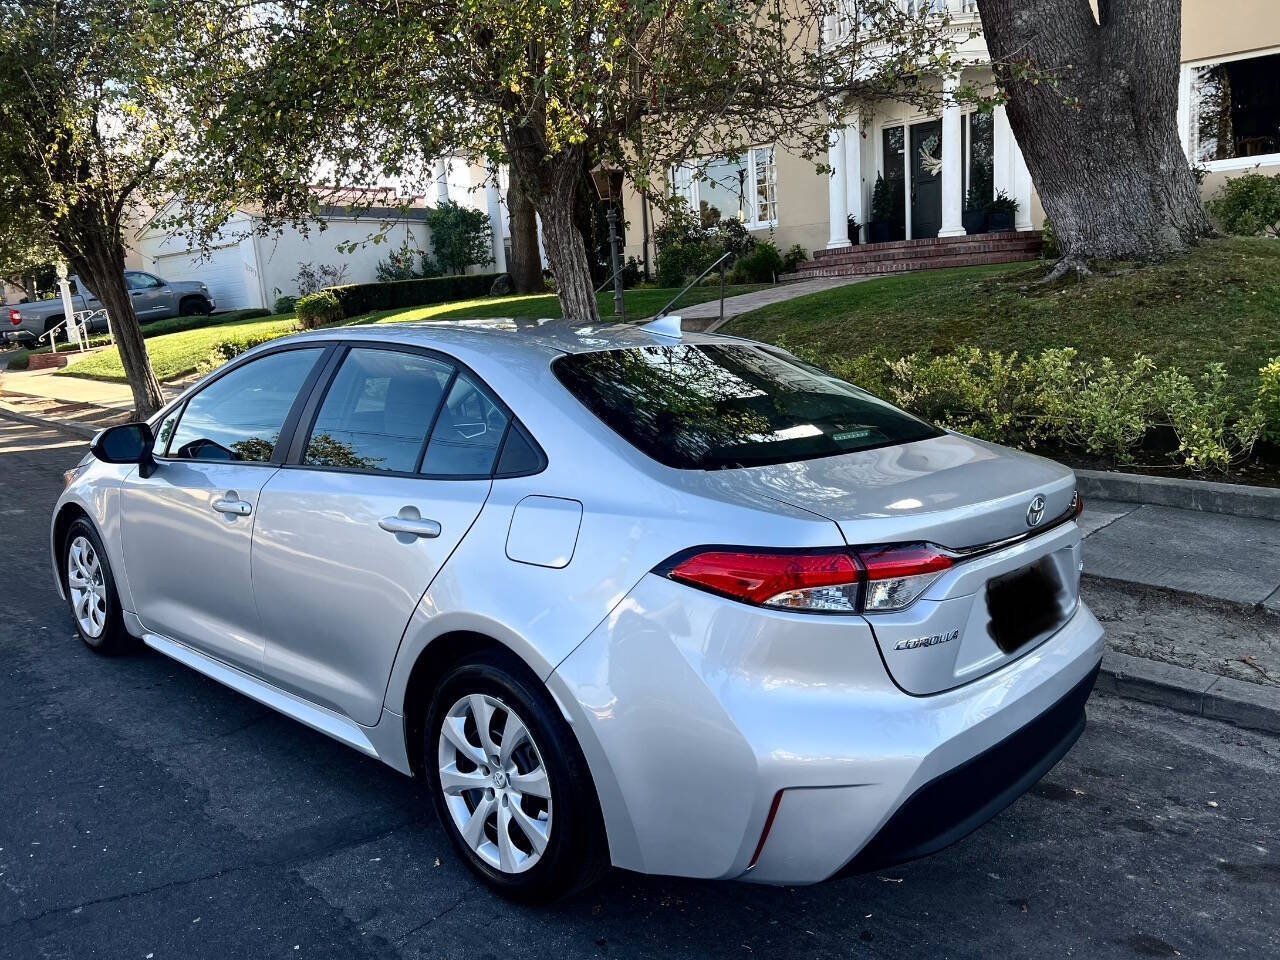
871, 174, 894, 222
273, 295, 298, 315
656, 239, 721, 288
294, 262, 349, 296
782, 244, 808, 273
212, 308, 272, 323
1040, 217, 1060, 259
295, 290, 343, 329
621, 256, 644, 288
327, 273, 501, 318
1257, 356, 1280, 442
428, 200, 495, 274
1206, 173, 1280, 237
376, 239, 426, 281
987, 189, 1019, 217
730, 241, 783, 284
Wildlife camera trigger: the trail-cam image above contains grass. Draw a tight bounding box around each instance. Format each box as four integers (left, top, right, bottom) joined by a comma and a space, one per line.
60, 315, 301, 382
50, 284, 768, 383
723, 237, 1280, 397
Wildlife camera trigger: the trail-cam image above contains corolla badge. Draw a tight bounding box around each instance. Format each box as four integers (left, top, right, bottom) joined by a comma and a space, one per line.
894, 628, 960, 651
1026, 495, 1047, 527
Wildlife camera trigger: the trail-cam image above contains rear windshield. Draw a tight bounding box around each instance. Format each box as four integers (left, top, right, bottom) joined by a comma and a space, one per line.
552, 343, 941, 470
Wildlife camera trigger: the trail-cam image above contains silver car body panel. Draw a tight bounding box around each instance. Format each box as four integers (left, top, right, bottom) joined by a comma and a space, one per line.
51, 318, 1104, 885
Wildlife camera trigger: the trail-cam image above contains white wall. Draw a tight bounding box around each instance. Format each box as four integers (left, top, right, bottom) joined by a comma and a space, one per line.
253, 218, 431, 304
137, 212, 432, 310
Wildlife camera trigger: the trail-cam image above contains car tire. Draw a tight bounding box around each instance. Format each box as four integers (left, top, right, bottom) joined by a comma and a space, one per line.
63, 518, 136, 655
179, 297, 212, 316
424, 649, 608, 901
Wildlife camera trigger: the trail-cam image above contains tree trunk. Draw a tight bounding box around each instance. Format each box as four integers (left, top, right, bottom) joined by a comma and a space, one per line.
504, 131, 601, 322
540, 195, 601, 322
64, 227, 163, 418
506, 170, 543, 294
978, 0, 1210, 264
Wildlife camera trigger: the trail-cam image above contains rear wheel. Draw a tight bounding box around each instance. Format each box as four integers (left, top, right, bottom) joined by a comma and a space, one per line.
424, 650, 607, 901
63, 518, 135, 655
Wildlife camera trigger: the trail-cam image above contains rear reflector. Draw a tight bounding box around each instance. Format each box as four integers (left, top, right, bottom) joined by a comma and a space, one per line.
666, 549, 862, 612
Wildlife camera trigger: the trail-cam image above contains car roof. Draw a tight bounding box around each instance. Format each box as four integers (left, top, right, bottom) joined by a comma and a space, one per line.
278, 316, 755, 362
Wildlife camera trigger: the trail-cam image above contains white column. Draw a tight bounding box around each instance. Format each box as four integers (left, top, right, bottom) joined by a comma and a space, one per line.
843, 119, 863, 237
1011, 136, 1034, 231
433, 159, 450, 204
827, 125, 851, 249
484, 172, 507, 274
938, 75, 966, 237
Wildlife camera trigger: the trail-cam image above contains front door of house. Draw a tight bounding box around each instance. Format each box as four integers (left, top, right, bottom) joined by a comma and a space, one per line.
910, 121, 943, 240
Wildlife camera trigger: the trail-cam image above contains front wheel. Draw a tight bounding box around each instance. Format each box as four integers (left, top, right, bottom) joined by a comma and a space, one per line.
63, 518, 136, 655
424, 651, 607, 901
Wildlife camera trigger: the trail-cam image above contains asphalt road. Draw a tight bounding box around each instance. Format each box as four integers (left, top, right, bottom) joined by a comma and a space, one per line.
2, 414, 1278, 960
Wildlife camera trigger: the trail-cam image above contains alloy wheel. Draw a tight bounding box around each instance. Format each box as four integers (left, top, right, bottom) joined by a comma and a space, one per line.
67, 535, 107, 638
437, 693, 553, 874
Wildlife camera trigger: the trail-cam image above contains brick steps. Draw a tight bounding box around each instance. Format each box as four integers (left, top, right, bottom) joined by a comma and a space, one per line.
795, 231, 1043, 279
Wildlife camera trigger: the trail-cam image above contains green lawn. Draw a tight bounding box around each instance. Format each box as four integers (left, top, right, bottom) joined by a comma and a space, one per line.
724, 238, 1280, 397
54, 284, 766, 383
61, 315, 301, 382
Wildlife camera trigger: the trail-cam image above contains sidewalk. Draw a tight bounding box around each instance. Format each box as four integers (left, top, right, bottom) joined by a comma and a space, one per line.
0, 363, 188, 437
676, 276, 872, 332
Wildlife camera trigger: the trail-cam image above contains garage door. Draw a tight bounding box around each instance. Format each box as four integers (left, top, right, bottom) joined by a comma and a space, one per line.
154, 245, 252, 311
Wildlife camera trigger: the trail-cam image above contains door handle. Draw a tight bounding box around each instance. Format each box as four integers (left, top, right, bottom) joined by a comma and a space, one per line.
212, 496, 252, 517
379, 510, 441, 540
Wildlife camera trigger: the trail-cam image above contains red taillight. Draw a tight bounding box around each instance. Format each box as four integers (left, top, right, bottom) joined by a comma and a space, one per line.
667, 549, 863, 611
1074, 491, 1084, 518
8, 308, 20, 326
660, 543, 958, 614
858, 543, 954, 581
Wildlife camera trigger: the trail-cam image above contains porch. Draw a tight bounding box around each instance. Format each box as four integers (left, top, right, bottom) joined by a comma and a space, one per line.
793, 231, 1043, 280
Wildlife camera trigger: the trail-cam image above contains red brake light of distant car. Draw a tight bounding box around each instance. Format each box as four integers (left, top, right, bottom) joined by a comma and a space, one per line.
665, 549, 864, 613
856, 543, 954, 612
8, 308, 20, 325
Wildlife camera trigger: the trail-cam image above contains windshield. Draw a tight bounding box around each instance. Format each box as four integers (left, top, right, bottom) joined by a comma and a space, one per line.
552, 343, 941, 470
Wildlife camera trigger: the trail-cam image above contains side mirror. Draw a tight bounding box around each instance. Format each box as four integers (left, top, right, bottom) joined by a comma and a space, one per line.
91, 422, 157, 478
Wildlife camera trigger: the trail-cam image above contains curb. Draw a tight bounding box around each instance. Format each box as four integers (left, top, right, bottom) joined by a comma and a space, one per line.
0, 403, 98, 439
1097, 650, 1280, 735
1077, 468, 1280, 522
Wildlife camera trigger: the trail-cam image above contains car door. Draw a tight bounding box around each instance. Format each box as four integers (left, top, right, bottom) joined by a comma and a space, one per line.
120, 345, 329, 673
125, 271, 168, 319
251, 345, 509, 725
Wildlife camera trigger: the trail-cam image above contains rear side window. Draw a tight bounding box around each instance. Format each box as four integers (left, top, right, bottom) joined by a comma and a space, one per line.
421, 373, 510, 476
552, 344, 941, 470
304, 348, 453, 473
166, 347, 323, 462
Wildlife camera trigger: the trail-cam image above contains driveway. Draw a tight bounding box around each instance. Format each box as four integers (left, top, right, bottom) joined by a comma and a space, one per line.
2, 415, 1278, 959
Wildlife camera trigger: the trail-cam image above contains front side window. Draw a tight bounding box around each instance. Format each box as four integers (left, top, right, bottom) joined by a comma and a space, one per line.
126, 272, 162, 291
304, 348, 453, 473
421, 373, 510, 476
675, 146, 780, 229
1191, 50, 1280, 165
553, 344, 941, 470
165, 348, 322, 462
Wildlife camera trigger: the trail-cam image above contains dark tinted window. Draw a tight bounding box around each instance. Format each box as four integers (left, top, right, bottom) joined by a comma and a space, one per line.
421, 373, 509, 476
553, 344, 941, 470
167, 348, 322, 462
305, 348, 453, 473
495, 422, 544, 475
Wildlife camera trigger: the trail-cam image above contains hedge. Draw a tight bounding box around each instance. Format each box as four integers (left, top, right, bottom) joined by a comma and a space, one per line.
328, 273, 501, 318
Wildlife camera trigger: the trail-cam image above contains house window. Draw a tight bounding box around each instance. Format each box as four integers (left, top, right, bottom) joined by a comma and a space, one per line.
962, 111, 994, 208
675, 147, 779, 229
1190, 50, 1280, 167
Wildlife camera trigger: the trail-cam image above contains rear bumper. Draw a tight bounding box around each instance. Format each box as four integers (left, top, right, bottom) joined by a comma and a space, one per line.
550, 573, 1105, 885
837, 662, 1098, 875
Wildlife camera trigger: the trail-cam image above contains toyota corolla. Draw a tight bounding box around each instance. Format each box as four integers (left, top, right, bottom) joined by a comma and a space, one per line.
52, 317, 1102, 900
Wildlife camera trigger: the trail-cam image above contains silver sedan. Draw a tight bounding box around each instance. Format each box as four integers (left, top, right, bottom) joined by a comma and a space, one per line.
52, 318, 1103, 900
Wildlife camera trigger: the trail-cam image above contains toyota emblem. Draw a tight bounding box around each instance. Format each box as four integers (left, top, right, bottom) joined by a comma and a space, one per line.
1026, 495, 1047, 527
